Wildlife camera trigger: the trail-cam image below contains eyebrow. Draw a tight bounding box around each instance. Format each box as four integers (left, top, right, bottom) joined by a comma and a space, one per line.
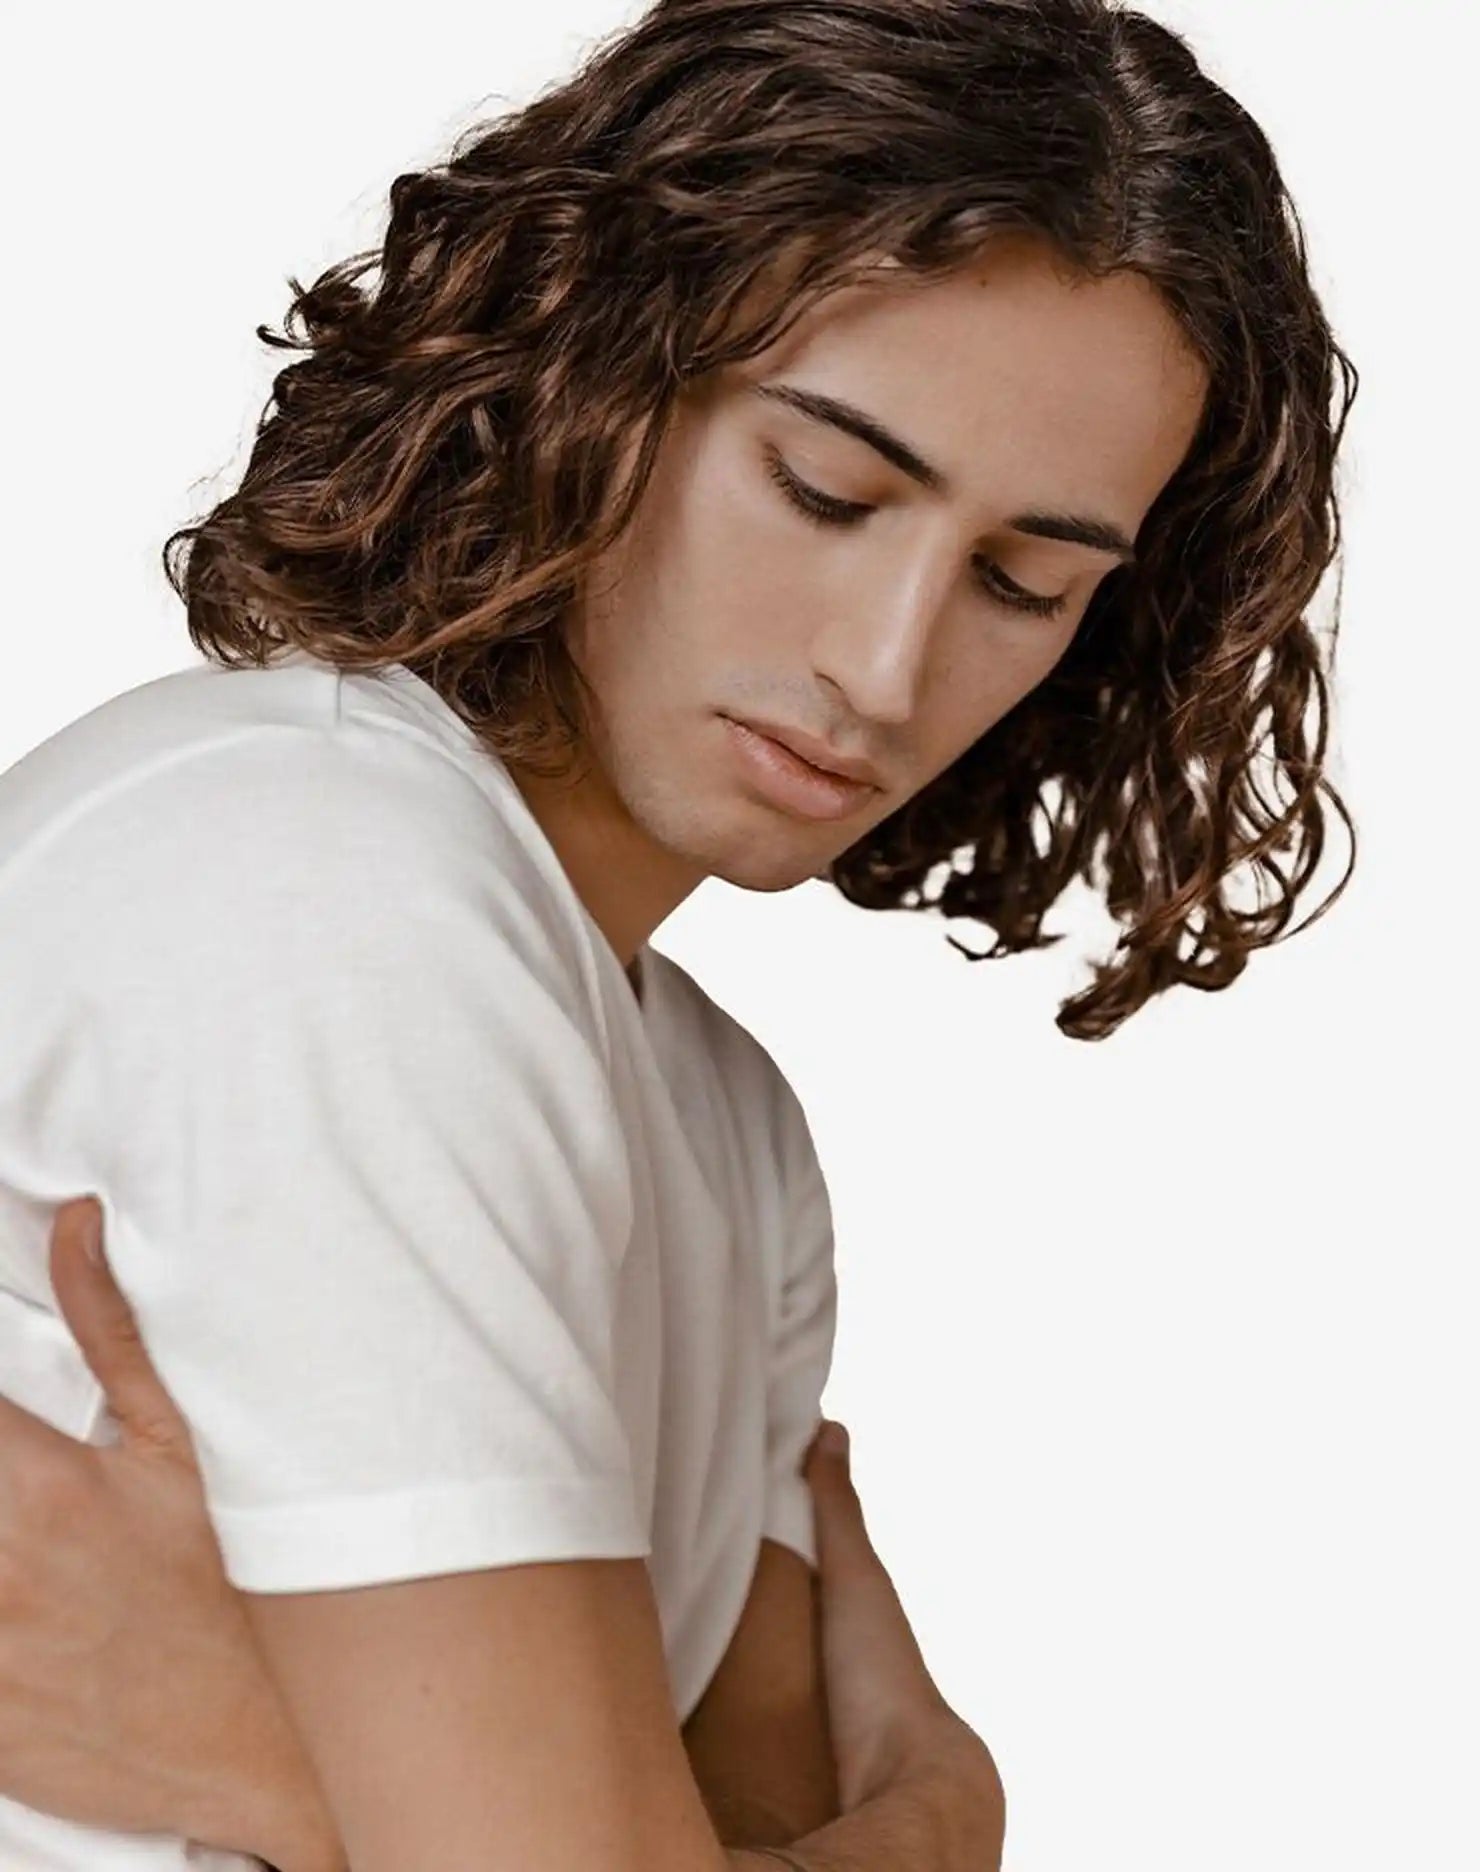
750, 379, 1139, 566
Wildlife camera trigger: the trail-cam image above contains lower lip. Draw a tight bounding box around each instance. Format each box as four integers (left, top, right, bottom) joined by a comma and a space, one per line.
720, 716, 878, 822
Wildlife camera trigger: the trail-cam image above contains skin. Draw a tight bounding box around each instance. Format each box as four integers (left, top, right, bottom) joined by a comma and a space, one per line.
0, 229, 1207, 1864
513, 228, 1208, 976
0, 1209, 973, 1867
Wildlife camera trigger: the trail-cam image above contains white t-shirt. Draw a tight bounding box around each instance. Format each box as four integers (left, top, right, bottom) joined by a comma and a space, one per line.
0, 651, 837, 1870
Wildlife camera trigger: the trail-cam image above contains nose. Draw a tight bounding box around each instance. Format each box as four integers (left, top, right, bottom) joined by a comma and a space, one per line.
806, 543, 949, 729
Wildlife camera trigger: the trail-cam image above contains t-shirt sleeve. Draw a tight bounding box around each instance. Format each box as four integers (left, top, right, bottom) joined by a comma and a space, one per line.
757, 1071, 840, 1572
62, 722, 650, 1594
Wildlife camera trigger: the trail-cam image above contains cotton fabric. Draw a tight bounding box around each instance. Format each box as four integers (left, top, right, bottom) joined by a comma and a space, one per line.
0, 651, 837, 1869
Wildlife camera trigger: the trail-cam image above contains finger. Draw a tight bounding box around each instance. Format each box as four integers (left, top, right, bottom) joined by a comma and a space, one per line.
805, 1419, 877, 1557
804, 1420, 936, 1681
47, 1198, 195, 1458
0, 1203, 111, 1475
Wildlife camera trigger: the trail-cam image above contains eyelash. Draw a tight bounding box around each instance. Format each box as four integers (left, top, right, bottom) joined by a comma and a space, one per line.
763, 449, 1070, 621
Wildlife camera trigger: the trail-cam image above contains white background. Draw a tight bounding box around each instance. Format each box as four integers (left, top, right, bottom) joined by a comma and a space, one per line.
3, 4, 1475, 1867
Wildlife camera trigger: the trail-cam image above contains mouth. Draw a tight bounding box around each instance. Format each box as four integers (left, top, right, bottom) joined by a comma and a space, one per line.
719, 714, 880, 824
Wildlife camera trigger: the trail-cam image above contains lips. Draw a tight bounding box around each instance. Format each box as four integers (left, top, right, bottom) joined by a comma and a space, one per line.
720, 715, 878, 822
724, 715, 882, 789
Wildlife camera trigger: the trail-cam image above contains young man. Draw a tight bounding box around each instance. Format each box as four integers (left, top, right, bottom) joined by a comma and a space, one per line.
0, 1, 1354, 1867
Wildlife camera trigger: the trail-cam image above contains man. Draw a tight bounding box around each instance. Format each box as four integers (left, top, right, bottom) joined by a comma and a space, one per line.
0, 1, 1354, 1867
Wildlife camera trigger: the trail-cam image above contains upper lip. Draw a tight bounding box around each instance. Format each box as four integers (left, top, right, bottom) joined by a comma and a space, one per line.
728, 714, 884, 789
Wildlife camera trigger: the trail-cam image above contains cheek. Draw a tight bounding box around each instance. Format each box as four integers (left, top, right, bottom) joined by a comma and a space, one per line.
580, 459, 811, 709
670, 446, 832, 642
925, 611, 1077, 748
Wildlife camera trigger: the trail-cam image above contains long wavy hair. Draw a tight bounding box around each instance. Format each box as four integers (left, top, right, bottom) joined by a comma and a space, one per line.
165, 0, 1358, 1040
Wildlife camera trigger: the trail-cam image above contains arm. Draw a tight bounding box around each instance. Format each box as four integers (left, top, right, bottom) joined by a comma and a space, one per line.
265, 1708, 997, 1872
6, 725, 730, 1868
234, 1394, 995, 1872
264, 1534, 1002, 1872
261, 1427, 1006, 1872
264, 1535, 1000, 1872
257, 1533, 836, 1868
0, 1225, 1002, 1870
261, 1677, 1002, 1872
725, 1727, 1005, 1870
682, 1538, 839, 1848
242, 1556, 733, 1872
687, 1040, 843, 1848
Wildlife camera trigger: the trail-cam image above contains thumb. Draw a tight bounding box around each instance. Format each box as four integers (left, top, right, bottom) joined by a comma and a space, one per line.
48, 1197, 196, 1459
805, 1419, 876, 1561
804, 1417, 940, 1695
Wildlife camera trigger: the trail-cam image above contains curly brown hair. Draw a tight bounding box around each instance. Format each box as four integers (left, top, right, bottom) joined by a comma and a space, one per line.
164, 0, 1358, 1041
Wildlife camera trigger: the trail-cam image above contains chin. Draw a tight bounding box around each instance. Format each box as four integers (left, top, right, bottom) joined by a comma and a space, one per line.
711, 850, 827, 894
699, 816, 847, 893
632, 763, 862, 894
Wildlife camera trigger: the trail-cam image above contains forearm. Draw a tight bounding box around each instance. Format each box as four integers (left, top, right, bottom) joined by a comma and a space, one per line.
241, 1789, 348, 1872
254, 1742, 1000, 1872
267, 1780, 999, 1872
684, 1673, 839, 1849
725, 1745, 1005, 1872
198, 1725, 346, 1872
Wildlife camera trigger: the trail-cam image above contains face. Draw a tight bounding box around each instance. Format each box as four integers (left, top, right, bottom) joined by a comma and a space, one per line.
540, 231, 1209, 951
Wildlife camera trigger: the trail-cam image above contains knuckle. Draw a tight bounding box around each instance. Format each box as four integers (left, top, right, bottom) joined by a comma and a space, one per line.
133, 1418, 192, 1468
106, 1305, 148, 1353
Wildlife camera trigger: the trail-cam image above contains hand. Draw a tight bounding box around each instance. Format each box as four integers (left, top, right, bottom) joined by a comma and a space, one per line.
803, 1420, 1006, 1830
0, 1196, 337, 1867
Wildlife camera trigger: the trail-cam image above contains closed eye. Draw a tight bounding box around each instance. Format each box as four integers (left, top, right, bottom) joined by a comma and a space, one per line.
762, 447, 1070, 621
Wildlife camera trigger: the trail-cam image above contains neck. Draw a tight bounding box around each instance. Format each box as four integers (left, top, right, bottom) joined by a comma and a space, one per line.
502, 753, 704, 977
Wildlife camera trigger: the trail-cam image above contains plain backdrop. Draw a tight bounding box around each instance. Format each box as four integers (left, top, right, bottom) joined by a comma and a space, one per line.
3, 3, 1475, 1867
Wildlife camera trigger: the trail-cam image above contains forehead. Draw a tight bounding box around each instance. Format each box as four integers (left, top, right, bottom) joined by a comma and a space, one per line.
727, 235, 1209, 525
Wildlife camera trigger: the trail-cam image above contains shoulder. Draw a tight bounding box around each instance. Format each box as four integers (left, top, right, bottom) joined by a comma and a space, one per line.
644, 948, 820, 1169
0, 658, 600, 1038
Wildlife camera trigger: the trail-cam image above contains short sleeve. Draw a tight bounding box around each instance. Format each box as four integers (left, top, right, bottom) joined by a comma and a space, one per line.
61, 723, 649, 1593
758, 1072, 839, 1571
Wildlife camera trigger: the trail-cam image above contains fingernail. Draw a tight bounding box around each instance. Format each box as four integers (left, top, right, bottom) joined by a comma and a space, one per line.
83, 1206, 105, 1267
817, 1421, 849, 1461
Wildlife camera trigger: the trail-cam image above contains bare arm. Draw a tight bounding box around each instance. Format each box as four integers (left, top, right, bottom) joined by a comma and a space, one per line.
682, 1538, 839, 1848
262, 1510, 1001, 1872
263, 1538, 998, 1872
724, 1725, 1005, 1869
269, 1711, 999, 1872
225, 1535, 838, 1872
241, 1555, 732, 1872
1, 1212, 1002, 1870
